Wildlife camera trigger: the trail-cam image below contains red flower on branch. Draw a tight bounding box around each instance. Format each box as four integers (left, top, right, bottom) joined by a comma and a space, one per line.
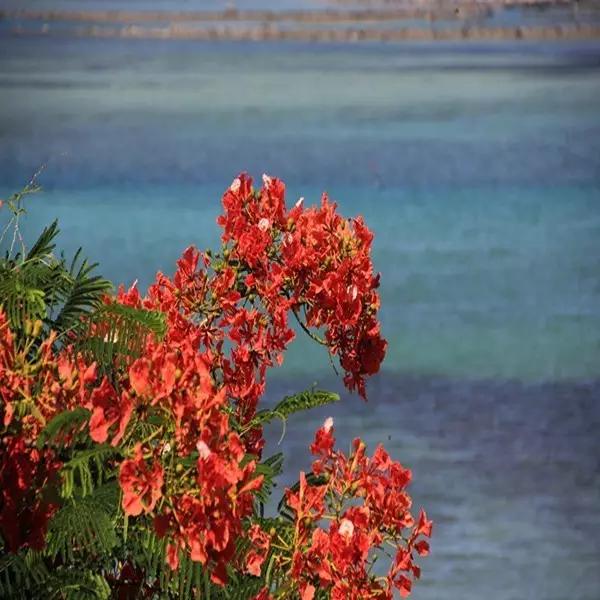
119, 444, 164, 516
88, 376, 133, 446
245, 524, 272, 577
0, 436, 61, 552
285, 420, 432, 599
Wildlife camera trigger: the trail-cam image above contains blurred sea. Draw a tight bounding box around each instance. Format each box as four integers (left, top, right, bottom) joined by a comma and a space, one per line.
1, 33, 599, 599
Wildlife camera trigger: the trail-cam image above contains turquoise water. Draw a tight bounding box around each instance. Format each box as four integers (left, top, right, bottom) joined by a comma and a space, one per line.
1, 36, 600, 599
8, 182, 599, 382
2, 37, 599, 381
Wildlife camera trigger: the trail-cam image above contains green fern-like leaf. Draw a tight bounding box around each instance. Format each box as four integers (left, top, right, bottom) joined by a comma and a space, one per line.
1, 218, 111, 345
89, 482, 120, 516
37, 407, 91, 450
219, 573, 265, 600
75, 302, 166, 374
0, 550, 50, 599
60, 446, 121, 499
101, 302, 166, 336
51, 249, 112, 335
0, 552, 112, 600
250, 389, 340, 431
24, 220, 59, 263
0, 269, 47, 331
254, 453, 284, 513
127, 528, 166, 586
45, 568, 111, 600
46, 492, 118, 563
274, 390, 339, 418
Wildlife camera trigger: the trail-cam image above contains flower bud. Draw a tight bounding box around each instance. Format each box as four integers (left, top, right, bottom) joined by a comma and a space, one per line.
32, 319, 43, 337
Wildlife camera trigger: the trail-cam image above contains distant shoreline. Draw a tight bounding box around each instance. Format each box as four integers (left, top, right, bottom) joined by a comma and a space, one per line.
5, 23, 600, 44
0, 1, 587, 25
2, 4, 600, 44
0, 7, 562, 24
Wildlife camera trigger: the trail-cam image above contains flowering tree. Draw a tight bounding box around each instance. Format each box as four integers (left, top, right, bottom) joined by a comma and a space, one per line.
0, 174, 431, 599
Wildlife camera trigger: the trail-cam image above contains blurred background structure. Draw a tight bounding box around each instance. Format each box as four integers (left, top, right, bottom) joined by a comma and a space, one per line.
2, 0, 600, 40
1, 1, 599, 598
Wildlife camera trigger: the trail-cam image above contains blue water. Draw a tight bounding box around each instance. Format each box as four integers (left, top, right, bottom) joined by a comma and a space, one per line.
1, 35, 599, 599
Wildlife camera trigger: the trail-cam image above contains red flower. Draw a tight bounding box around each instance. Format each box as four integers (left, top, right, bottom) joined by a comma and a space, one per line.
0, 310, 19, 427
395, 574, 413, 598
166, 542, 181, 570
415, 509, 433, 538
244, 524, 271, 577
357, 324, 387, 377
289, 426, 431, 599
88, 377, 133, 446
414, 540, 430, 556
298, 583, 315, 600
310, 417, 335, 460
0, 437, 61, 552
129, 358, 151, 397
119, 444, 164, 516
286, 471, 327, 526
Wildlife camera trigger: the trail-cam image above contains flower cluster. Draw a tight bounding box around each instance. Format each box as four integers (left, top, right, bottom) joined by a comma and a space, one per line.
0, 310, 96, 440
81, 174, 388, 578
218, 174, 387, 399
283, 418, 432, 600
0, 436, 61, 552
92, 279, 268, 581
0, 174, 430, 598
0, 309, 94, 550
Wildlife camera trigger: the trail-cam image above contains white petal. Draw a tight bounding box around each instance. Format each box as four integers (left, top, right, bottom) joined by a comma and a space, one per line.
339, 519, 354, 538
196, 440, 211, 459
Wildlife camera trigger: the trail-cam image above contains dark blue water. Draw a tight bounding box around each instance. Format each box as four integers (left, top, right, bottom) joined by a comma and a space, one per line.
1, 34, 599, 599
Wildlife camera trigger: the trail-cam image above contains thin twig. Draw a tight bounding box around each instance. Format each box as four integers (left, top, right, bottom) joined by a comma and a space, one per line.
291, 308, 327, 346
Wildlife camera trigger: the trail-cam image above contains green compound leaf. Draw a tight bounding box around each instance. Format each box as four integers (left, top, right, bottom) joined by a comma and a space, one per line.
37, 407, 91, 449
253, 389, 340, 428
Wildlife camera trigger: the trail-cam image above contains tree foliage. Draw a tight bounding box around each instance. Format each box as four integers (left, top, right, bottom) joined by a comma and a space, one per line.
0, 176, 431, 599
